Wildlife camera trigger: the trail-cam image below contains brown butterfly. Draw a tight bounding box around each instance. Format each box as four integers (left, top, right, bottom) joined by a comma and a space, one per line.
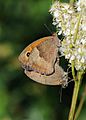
18, 33, 68, 87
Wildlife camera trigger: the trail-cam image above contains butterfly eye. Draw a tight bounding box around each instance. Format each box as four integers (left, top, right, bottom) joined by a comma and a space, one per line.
26, 52, 30, 57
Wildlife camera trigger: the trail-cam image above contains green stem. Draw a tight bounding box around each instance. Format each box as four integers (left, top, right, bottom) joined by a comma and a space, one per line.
52, 0, 61, 3
71, 62, 76, 81
68, 71, 83, 120
70, 0, 75, 4
68, 79, 80, 120
74, 85, 86, 120
52, 0, 55, 3
73, 14, 81, 43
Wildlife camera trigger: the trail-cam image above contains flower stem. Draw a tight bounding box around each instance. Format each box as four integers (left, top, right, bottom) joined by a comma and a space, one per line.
68, 79, 80, 120
74, 85, 86, 120
68, 71, 83, 120
52, 0, 56, 3
71, 62, 76, 81
70, 0, 75, 4
74, 14, 81, 43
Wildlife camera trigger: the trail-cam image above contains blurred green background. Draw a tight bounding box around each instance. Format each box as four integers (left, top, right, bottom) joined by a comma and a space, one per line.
0, 0, 86, 120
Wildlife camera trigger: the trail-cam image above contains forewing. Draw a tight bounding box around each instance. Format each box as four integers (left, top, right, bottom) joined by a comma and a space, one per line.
27, 36, 59, 75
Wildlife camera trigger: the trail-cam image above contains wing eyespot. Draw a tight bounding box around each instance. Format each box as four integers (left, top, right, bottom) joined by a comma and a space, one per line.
26, 51, 30, 57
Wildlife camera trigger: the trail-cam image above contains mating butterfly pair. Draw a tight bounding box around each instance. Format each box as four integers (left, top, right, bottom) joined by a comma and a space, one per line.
18, 33, 68, 87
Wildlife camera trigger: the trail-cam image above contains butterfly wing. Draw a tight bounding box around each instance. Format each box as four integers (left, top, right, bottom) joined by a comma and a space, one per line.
26, 36, 59, 75
25, 61, 67, 86
18, 34, 68, 86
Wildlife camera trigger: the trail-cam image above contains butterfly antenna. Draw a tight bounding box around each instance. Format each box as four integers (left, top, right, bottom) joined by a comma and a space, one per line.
44, 24, 52, 34
67, 66, 71, 73
68, 79, 74, 84
59, 86, 63, 103
59, 55, 64, 58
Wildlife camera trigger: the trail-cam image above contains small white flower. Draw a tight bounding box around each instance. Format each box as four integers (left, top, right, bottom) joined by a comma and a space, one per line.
53, 10, 59, 18
63, 14, 69, 19
71, 30, 75, 35
81, 57, 85, 63
58, 30, 62, 35
81, 25, 86, 31
65, 29, 70, 36
70, 55, 75, 60
78, 48, 82, 53
63, 4, 69, 10
77, 6, 81, 11
58, 22, 62, 27
65, 54, 71, 59
75, 64, 81, 70
68, 10, 73, 14
50, 0, 86, 71
76, 54, 81, 60
52, 21, 57, 25
81, 38, 86, 44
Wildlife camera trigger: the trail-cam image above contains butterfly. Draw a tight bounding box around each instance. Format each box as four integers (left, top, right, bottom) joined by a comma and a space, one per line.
18, 33, 68, 87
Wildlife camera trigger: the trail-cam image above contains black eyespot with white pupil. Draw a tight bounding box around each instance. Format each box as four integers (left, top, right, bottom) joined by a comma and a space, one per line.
26, 52, 30, 57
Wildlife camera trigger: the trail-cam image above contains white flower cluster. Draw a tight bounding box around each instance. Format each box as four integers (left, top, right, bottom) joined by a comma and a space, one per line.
49, 0, 86, 71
